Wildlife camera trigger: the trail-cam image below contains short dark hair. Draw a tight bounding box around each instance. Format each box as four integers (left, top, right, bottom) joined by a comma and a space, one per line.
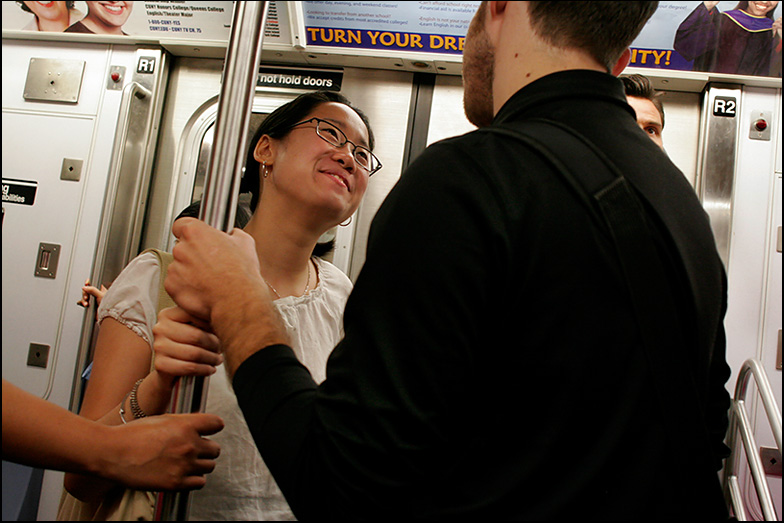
240, 91, 375, 213
621, 74, 665, 128
527, 2, 659, 72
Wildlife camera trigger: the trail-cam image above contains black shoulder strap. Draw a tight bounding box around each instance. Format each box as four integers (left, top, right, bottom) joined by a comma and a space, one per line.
479, 119, 725, 508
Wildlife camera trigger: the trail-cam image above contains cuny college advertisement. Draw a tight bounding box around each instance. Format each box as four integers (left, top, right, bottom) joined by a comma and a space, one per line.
3, 2, 781, 78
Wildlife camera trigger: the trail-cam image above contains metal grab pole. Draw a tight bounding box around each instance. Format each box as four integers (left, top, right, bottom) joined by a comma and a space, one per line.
155, 2, 268, 520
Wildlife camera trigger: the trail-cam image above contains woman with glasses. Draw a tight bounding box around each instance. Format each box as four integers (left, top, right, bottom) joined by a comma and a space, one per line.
60, 91, 379, 521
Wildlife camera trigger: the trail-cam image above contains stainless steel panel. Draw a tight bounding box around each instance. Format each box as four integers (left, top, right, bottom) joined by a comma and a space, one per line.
142, 56, 226, 251
427, 74, 476, 146
23, 57, 84, 103
96, 49, 168, 287
658, 90, 701, 188
338, 67, 414, 279
698, 84, 742, 269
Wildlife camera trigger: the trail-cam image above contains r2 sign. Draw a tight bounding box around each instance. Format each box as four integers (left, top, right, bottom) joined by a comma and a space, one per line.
713, 96, 737, 117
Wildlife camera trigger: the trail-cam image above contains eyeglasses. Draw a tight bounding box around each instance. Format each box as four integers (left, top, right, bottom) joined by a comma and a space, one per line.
289, 118, 382, 176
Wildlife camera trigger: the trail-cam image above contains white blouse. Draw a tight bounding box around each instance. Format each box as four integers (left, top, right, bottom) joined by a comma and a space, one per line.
96, 252, 352, 520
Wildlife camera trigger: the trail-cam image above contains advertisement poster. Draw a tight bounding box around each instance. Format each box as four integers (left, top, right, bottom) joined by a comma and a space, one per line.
2, 1, 289, 45
631, 1, 782, 78
302, 1, 782, 78
303, 1, 480, 54
4, 2, 781, 78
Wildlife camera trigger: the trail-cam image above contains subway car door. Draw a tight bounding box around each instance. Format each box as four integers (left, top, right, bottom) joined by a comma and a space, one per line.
1, 40, 167, 520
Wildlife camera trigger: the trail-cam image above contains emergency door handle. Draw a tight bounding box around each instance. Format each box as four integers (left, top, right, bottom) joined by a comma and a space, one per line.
99, 80, 155, 283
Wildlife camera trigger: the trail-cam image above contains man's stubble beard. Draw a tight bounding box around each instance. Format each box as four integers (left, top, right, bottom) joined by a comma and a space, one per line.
462, 15, 495, 128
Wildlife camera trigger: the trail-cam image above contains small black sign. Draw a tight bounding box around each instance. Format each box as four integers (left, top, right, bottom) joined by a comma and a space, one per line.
137, 56, 156, 74
713, 96, 737, 117
257, 66, 342, 91
2, 178, 37, 206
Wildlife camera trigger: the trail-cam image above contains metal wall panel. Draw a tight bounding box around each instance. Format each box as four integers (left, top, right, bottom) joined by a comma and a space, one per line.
659, 90, 702, 187
427, 74, 476, 146
720, 86, 782, 518
2, 39, 159, 521
699, 84, 743, 269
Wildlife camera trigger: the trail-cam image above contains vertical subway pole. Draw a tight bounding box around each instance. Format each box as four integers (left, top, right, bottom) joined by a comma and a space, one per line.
155, 2, 268, 520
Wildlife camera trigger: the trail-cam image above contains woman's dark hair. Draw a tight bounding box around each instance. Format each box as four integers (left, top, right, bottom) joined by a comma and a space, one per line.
240, 91, 375, 213
175, 199, 335, 257
174, 200, 251, 229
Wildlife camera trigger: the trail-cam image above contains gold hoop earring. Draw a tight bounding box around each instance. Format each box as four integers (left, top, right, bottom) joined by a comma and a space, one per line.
340, 215, 353, 227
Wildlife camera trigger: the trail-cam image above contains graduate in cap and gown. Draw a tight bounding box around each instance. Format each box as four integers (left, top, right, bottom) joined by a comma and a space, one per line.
675, 1, 781, 77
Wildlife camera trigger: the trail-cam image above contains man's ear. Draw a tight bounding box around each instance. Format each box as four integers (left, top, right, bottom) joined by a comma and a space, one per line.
611, 48, 632, 77
485, 1, 509, 44
488, 1, 508, 18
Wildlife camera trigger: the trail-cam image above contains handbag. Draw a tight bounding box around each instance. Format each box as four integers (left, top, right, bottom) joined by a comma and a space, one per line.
57, 250, 176, 521
57, 488, 156, 521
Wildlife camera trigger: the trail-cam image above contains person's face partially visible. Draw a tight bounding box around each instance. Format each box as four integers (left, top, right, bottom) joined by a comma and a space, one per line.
24, 1, 69, 23
85, 1, 133, 29
744, 1, 778, 17
462, 4, 495, 128
256, 103, 372, 227
626, 95, 664, 149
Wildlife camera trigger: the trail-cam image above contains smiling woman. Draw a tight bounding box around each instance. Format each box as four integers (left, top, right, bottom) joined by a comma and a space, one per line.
64, 1, 133, 35
17, 1, 84, 32
242, 91, 376, 223
60, 90, 379, 521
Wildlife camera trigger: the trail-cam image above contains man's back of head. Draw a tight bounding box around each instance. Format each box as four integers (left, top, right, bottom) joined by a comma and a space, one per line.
527, 2, 660, 72
463, 2, 660, 127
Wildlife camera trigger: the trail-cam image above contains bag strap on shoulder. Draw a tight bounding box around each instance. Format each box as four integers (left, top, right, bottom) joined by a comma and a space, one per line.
478, 119, 724, 509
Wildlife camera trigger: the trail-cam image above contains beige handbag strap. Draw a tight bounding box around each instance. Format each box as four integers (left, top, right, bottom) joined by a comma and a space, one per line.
141, 248, 176, 314
140, 249, 175, 373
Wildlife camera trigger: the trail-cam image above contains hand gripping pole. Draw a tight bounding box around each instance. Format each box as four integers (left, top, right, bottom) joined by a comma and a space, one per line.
155, 2, 269, 520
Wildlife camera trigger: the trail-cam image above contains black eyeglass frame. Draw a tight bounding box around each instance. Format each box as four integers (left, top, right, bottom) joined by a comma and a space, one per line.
289, 117, 382, 176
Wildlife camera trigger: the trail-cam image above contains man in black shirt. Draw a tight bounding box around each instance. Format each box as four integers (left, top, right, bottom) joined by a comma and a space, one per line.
166, 1, 730, 519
